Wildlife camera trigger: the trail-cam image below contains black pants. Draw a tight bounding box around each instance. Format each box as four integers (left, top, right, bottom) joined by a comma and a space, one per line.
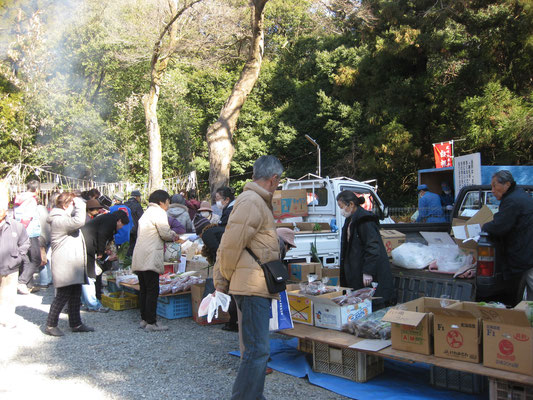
47, 284, 82, 328
136, 270, 159, 324
228, 295, 238, 326
19, 237, 42, 286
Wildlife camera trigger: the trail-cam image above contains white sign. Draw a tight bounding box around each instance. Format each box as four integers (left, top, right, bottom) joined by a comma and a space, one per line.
454, 153, 481, 197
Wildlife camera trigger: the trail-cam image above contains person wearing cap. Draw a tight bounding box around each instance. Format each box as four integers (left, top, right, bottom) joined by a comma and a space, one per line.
415, 184, 446, 223
198, 200, 220, 225
276, 227, 296, 261
440, 182, 454, 222
86, 198, 103, 222
167, 194, 194, 233
125, 190, 144, 256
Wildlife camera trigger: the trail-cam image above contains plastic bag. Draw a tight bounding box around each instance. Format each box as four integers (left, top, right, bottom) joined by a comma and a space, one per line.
342, 307, 392, 339
198, 291, 231, 323
391, 242, 435, 269
428, 245, 473, 273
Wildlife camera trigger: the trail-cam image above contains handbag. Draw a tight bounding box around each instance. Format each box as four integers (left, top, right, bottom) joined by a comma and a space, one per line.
246, 248, 289, 294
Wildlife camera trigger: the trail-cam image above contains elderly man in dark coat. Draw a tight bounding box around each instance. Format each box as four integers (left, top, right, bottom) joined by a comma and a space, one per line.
482, 170, 533, 303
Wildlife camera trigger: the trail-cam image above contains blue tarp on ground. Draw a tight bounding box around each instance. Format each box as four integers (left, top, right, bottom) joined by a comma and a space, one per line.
230, 338, 487, 400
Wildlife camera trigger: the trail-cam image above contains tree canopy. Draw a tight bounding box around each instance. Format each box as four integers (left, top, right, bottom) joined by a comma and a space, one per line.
0, 0, 531, 205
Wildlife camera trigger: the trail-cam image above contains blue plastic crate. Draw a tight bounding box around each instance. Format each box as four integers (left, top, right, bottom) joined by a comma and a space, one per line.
156, 293, 192, 319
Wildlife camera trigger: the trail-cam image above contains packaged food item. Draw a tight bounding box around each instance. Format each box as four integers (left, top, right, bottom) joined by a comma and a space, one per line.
298, 280, 337, 296
342, 307, 392, 339
332, 285, 377, 305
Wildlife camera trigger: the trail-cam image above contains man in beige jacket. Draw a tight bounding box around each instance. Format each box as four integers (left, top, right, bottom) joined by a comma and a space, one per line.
214, 155, 283, 400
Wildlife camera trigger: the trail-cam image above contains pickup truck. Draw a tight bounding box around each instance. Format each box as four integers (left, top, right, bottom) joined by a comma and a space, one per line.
381, 184, 533, 304
280, 175, 392, 267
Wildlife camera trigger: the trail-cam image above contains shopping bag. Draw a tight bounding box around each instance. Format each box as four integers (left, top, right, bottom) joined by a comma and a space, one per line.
269, 290, 294, 331
198, 291, 231, 323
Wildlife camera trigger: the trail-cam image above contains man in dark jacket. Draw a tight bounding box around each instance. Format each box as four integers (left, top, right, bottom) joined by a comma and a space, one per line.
337, 191, 394, 309
0, 183, 30, 328
81, 210, 129, 310
482, 170, 533, 303
124, 190, 144, 256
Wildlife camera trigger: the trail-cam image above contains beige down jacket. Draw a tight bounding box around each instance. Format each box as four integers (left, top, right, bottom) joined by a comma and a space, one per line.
214, 182, 280, 299
132, 203, 176, 275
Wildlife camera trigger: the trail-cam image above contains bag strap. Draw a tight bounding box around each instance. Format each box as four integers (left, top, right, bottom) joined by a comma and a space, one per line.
245, 247, 262, 266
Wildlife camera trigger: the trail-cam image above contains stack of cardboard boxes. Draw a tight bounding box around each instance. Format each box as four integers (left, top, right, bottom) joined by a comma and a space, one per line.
382, 298, 533, 377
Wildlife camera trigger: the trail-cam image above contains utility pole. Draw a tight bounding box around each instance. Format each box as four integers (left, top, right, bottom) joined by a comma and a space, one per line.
305, 134, 321, 177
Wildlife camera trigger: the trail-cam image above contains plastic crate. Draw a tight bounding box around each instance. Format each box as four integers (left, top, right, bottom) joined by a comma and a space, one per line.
101, 292, 138, 311
312, 341, 384, 382
392, 271, 474, 302
156, 293, 192, 319
298, 338, 313, 354
430, 366, 487, 394
489, 379, 533, 400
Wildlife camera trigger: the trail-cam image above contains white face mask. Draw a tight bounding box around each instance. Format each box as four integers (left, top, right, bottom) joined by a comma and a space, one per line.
216, 200, 224, 209
200, 211, 211, 219
340, 208, 351, 218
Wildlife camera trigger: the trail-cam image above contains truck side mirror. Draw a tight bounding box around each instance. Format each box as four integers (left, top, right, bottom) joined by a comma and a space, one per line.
379, 206, 389, 219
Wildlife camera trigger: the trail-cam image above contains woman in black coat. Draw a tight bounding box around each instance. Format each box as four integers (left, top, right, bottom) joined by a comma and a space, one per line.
337, 190, 394, 309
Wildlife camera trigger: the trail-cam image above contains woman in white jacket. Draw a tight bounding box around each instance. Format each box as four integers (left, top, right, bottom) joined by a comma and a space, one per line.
132, 190, 177, 331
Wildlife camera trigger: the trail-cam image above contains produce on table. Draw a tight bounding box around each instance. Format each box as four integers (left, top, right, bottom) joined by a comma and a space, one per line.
342, 307, 392, 340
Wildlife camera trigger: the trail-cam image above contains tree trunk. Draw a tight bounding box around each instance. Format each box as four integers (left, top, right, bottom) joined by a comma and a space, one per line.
207, 0, 269, 199
144, 0, 202, 194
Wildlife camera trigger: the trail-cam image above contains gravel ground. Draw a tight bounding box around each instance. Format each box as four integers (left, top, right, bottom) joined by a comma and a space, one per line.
0, 286, 349, 400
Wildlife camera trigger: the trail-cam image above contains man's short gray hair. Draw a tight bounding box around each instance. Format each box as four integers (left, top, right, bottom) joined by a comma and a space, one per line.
253, 155, 284, 181
492, 170, 515, 185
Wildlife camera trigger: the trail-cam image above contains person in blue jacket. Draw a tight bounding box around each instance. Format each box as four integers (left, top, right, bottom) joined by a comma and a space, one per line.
416, 184, 446, 223
109, 192, 133, 246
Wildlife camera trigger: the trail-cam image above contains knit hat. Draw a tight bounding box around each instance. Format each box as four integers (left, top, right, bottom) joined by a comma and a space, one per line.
131, 190, 141, 197
198, 201, 212, 212
171, 194, 186, 205
193, 215, 211, 236
86, 199, 103, 210
113, 192, 124, 202
276, 227, 296, 248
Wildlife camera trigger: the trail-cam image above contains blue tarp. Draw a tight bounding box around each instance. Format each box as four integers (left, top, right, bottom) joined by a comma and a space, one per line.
230, 338, 487, 400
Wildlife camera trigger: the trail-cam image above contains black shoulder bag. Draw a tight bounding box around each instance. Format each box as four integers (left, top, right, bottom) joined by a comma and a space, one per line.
246, 248, 288, 294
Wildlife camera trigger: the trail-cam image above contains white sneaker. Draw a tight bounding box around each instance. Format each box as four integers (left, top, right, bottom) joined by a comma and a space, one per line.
17, 284, 30, 295
139, 320, 148, 329
144, 321, 169, 332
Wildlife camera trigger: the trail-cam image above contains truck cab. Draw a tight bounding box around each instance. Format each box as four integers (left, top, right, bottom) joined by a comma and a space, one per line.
280, 175, 390, 266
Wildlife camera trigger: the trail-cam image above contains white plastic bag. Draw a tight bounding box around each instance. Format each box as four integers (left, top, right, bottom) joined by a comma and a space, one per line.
198, 291, 231, 323
429, 245, 473, 273
391, 242, 435, 269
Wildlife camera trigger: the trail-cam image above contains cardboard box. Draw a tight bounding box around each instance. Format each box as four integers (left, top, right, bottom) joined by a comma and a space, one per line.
272, 189, 308, 219
479, 306, 533, 376
380, 230, 406, 258
287, 290, 314, 325
321, 267, 340, 286
186, 257, 211, 279
430, 301, 483, 363
312, 291, 372, 331
383, 297, 457, 355
289, 262, 322, 281
451, 205, 494, 258
191, 283, 229, 325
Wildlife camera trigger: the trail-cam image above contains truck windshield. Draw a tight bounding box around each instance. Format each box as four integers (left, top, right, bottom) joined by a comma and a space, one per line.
305, 188, 328, 206
340, 186, 377, 213
460, 190, 500, 216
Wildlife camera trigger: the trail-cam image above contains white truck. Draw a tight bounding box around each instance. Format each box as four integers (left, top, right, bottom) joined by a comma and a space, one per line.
279, 174, 392, 266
